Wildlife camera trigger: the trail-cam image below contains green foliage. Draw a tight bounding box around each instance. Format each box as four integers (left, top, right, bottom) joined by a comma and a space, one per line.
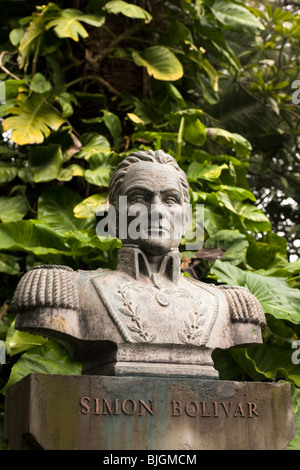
206, 2, 300, 258
1, 338, 81, 395
0, 0, 299, 449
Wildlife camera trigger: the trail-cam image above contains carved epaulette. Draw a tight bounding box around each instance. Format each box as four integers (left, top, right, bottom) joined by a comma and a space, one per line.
217, 285, 266, 327
11, 265, 79, 312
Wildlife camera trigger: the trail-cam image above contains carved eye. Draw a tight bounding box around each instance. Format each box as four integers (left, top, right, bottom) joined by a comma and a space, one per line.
130, 195, 146, 204
165, 196, 179, 205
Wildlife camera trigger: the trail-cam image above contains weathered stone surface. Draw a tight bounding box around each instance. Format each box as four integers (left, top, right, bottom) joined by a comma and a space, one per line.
4, 374, 294, 450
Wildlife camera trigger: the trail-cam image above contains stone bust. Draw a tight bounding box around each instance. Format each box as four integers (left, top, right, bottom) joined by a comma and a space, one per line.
11, 149, 265, 378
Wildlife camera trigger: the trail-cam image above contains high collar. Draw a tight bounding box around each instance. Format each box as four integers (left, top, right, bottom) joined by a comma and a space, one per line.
116, 245, 181, 284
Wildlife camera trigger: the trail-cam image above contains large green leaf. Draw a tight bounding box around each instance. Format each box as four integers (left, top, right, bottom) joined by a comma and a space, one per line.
217, 192, 271, 232
75, 133, 111, 161
230, 200, 270, 222
84, 166, 112, 187
211, 0, 264, 34
211, 260, 300, 323
255, 258, 300, 279
187, 161, 228, 182
38, 187, 94, 234
229, 345, 300, 387
246, 233, 287, 271
2, 94, 64, 145
206, 229, 249, 265
0, 253, 20, 275
0, 195, 27, 223
188, 51, 219, 92
0, 163, 18, 183
286, 386, 300, 450
1, 340, 82, 394
57, 163, 84, 182
0, 220, 70, 256
104, 1, 152, 22
246, 241, 278, 271
206, 127, 252, 158
183, 117, 206, 146
132, 46, 183, 81
204, 206, 228, 236
0, 144, 21, 161
102, 110, 122, 150
5, 320, 47, 357
20, 144, 63, 183
132, 131, 178, 145
30, 73, 52, 94
46, 8, 105, 41
73, 193, 108, 219
64, 230, 121, 253
209, 184, 256, 202
228, 348, 266, 381
17, 11, 45, 69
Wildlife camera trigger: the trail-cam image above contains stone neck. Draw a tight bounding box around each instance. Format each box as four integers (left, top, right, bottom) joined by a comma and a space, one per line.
116, 245, 181, 284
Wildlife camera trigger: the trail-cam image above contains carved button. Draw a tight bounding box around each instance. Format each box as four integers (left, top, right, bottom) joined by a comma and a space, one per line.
156, 292, 170, 306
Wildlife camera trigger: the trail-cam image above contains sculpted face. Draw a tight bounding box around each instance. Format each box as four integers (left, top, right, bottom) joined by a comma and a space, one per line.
118, 162, 190, 255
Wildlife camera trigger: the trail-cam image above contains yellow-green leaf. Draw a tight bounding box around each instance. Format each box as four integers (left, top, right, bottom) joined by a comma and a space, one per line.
104, 1, 152, 22
132, 46, 183, 81
2, 94, 64, 145
5, 320, 47, 357
46, 8, 105, 41
74, 194, 108, 219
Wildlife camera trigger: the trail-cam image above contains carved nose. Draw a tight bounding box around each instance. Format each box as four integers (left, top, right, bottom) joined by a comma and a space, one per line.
150, 196, 166, 220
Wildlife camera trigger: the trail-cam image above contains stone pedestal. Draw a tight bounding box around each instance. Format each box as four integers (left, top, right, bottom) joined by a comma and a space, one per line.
4, 373, 294, 450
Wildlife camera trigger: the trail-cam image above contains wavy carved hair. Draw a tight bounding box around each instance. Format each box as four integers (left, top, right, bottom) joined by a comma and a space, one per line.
108, 149, 190, 206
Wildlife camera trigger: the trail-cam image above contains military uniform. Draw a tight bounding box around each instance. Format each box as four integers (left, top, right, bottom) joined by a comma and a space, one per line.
12, 246, 265, 378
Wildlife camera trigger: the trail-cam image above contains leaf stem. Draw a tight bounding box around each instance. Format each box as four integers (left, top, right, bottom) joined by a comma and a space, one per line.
177, 116, 185, 161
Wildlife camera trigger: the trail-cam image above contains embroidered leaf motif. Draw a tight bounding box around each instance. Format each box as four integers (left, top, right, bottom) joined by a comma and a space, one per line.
179, 302, 208, 346
119, 308, 133, 317
128, 325, 142, 333
132, 335, 143, 342
135, 304, 141, 315
118, 285, 155, 343
178, 332, 187, 344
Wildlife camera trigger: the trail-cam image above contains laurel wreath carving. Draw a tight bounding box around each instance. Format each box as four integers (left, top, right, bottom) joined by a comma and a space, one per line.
117, 286, 157, 343
178, 301, 208, 346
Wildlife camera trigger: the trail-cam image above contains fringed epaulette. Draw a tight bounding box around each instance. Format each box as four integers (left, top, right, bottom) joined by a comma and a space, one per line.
217, 285, 266, 327
11, 265, 79, 312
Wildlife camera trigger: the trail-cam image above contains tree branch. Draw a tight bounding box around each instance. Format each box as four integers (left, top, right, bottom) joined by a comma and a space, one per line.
0, 51, 20, 80
93, 75, 121, 97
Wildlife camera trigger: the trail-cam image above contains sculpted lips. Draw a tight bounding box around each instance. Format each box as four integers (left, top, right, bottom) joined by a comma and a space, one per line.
148, 226, 170, 235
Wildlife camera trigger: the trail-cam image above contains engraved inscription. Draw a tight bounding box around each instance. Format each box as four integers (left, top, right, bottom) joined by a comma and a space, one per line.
171, 400, 259, 418
80, 396, 259, 418
80, 397, 154, 416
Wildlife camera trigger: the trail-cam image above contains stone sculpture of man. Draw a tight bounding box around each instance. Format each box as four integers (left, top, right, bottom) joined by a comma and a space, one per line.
11, 149, 265, 378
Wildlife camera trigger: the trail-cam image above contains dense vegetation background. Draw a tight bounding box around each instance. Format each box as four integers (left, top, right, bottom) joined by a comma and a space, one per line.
0, 0, 299, 449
